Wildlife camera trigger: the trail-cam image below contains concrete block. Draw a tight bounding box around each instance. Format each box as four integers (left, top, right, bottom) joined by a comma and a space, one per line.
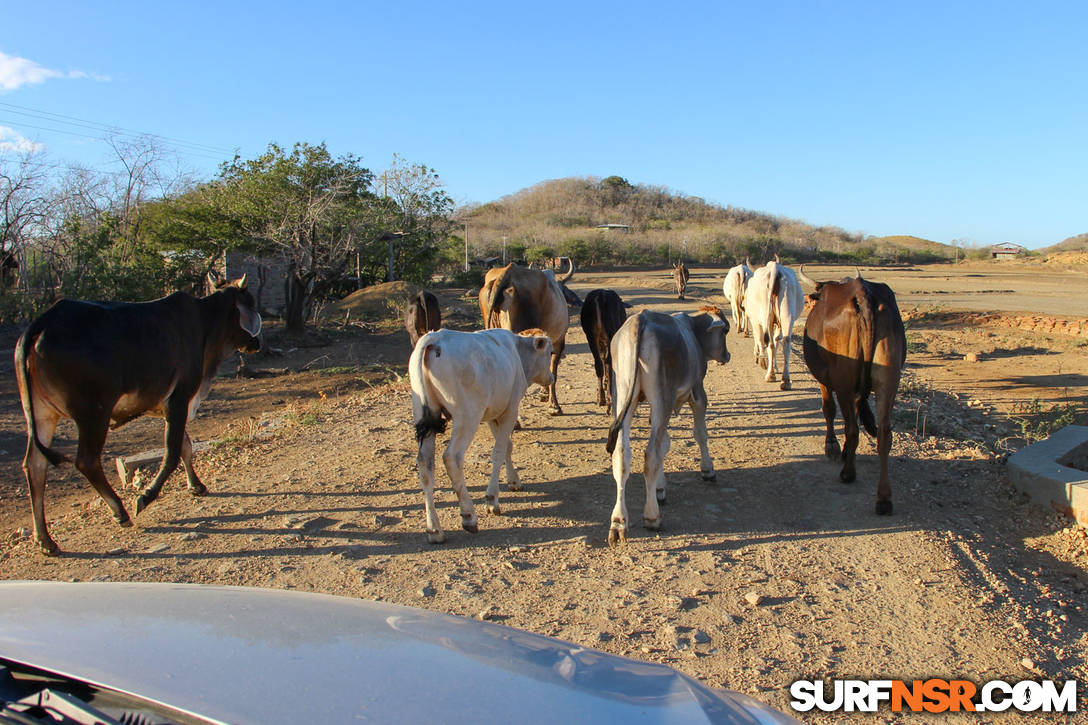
1007, 425, 1088, 525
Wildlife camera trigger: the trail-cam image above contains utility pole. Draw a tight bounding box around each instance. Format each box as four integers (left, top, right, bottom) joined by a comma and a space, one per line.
464, 223, 469, 272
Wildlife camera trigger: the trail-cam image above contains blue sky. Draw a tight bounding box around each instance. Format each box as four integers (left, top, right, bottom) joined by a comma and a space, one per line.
2, 1, 1085, 248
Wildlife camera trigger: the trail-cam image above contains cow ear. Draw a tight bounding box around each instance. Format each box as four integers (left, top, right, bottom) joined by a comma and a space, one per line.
707, 318, 725, 330
808, 292, 821, 301
534, 336, 548, 352
237, 301, 262, 336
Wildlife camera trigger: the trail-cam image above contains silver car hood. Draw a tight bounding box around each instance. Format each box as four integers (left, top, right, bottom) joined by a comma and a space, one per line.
0, 582, 797, 724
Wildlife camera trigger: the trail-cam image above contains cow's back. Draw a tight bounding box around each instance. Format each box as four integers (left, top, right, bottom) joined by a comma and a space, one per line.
409, 328, 525, 422
26, 295, 203, 403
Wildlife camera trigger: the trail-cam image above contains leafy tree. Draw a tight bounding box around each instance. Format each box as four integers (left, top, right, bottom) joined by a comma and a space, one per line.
372, 154, 455, 283
218, 142, 375, 334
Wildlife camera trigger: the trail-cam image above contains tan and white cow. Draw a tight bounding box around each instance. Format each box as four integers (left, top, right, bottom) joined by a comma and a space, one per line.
604, 307, 730, 545
722, 259, 753, 336
746, 258, 804, 390
410, 327, 553, 543
482, 261, 573, 414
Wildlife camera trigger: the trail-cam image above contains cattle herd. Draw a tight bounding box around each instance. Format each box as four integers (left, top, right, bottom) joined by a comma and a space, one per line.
14, 259, 907, 556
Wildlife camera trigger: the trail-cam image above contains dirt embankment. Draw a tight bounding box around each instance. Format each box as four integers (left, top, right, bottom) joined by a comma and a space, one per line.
904, 309, 1088, 339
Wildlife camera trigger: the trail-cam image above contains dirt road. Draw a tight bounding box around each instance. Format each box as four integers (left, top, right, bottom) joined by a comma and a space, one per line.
1, 266, 1086, 722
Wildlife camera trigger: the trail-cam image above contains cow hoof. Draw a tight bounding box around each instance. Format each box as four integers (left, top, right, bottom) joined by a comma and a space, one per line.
427, 530, 447, 544
701, 471, 717, 482
513, 419, 523, 431
644, 517, 661, 530
507, 480, 522, 491
486, 504, 502, 515
608, 527, 627, 546
40, 540, 60, 557
875, 500, 893, 516
539, 391, 549, 403
549, 407, 563, 416
462, 522, 479, 534
840, 469, 856, 483
655, 489, 666, 504
188, 482, 207, 497
779, 380, 792, 391
825, 441, 841, 460
117, 514, 133, 528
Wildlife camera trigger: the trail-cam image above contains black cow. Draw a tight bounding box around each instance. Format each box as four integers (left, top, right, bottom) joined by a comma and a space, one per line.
579, 289, 628, 407
799, 266, 906, 515
404, 290, 441, 348
15, 276, 262, 555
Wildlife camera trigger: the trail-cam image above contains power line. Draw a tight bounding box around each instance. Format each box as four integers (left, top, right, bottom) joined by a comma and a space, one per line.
0, 101, 235, 155
0, 101, 235, 161
0, 117, 227, 164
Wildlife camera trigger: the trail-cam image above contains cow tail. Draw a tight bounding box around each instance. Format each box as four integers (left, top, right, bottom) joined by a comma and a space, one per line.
606, 315, 643, 454
760, 265, 782, 347
855, 289, 878, 437
15, 326, 68, 467
413, 343, 447, 445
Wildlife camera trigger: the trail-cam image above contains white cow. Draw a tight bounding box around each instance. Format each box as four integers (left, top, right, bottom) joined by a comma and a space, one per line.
746, 258, 804, 390
722, 259, 753, 336
410, 327, 554, 543
604, 307, 730, 545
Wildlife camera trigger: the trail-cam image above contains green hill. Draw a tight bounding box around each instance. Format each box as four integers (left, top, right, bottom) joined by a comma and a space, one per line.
462, 176, 952, 267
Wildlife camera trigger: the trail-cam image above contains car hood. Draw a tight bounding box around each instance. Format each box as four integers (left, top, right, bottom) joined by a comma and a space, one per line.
0, 582, 797, 724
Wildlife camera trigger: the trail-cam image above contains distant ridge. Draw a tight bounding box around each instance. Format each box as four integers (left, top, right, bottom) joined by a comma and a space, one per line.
1039, 233, 1088, 255
462, 176, 954, 265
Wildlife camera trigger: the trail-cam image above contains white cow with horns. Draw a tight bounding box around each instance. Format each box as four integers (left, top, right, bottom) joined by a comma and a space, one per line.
723, 259, 753, 337
410, 327, 553, 543
745, 257, 803, 390
604, 306, 730, 545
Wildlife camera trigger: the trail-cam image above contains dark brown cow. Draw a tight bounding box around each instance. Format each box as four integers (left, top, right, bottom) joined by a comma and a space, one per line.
483, 260, 574, 413
404, 290, 441, 348
800, 266, 906, 515
673, 262, 690, 299
15, 276, 262, 555
579, 289, 628, 407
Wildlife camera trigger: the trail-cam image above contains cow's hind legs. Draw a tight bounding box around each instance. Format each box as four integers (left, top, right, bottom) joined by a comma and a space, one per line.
642, 418, 669, 530
819, 384, 841, 460
23, 409, 60, 556
836, 391, 859, 483
417, 431, 445, 543
73, 417, 132, 529
609, 418, 633, 546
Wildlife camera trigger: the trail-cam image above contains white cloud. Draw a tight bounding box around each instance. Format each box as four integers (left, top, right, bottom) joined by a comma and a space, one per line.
0, 51, 109, 92
0, 126, 44, 153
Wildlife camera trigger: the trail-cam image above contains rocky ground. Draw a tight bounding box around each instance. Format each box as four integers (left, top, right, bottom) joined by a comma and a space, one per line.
1, 265, 1086, 723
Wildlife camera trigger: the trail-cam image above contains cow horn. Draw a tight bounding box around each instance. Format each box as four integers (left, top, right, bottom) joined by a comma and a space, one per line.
855, 266, 862, 279
774, 253, 780, 264
237, 273, 248, 290
798, 264, 820, 288
556, 256, 575, 283
744, 256, 751, 268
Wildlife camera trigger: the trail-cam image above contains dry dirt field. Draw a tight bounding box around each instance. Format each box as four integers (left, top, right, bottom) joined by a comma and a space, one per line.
1, 262, 1087, 723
